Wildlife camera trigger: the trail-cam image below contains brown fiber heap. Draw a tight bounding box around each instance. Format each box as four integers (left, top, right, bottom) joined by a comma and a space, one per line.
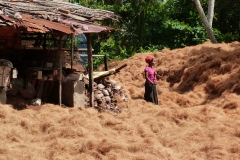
1, 41, 240, 160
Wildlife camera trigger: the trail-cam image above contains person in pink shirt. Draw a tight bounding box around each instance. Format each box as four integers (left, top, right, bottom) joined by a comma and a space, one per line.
144, 56, 158, 105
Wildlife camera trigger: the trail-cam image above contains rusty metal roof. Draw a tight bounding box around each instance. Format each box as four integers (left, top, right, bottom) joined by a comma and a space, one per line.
0, 0, 118, 35
59, 17, 112, 34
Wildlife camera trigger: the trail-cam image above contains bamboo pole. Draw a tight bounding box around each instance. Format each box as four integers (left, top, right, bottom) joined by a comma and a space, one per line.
86, 33, 94, 107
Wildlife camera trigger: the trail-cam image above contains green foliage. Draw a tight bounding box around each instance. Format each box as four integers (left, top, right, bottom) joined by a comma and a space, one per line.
92, 31, 136, 68
214, 0, 240, 41
69, 0, 240, 68
161, 19, 208, 48
140, 44, 165, 53
217, 33, 239, 43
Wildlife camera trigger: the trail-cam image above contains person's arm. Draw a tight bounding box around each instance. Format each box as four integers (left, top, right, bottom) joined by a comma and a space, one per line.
145, 70, 154, 84
154, 71, 157, 85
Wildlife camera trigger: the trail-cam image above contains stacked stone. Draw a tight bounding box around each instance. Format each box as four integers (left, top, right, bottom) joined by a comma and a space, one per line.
84, 79, 127, 114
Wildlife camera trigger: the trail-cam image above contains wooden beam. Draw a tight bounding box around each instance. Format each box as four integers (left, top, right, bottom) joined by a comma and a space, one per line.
43, 33, 46, 50
59, 35, 63, 107
78, 54, 104, 57
104, 54, 108, 71
21, 47, 93, 51
71, 33, 74, 69
86, 33, 94, 107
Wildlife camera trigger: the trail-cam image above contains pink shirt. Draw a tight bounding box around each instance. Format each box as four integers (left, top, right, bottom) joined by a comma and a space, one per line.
145, 67, 156, 83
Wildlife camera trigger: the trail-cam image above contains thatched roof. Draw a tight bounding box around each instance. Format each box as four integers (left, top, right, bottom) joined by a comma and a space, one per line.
0, 0, 120, 34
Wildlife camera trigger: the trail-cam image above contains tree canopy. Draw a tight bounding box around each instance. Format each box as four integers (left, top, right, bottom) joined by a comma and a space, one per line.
70, 0, 240, 68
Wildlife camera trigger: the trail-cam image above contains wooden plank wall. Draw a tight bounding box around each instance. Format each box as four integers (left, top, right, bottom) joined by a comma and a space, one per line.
0, 27, 21, 49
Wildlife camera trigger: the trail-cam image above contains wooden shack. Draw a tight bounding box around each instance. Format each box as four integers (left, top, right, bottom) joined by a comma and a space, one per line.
0, 0, 119, 107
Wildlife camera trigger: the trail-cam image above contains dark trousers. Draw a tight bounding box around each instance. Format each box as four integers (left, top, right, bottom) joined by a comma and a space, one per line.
144, 83, 159, 105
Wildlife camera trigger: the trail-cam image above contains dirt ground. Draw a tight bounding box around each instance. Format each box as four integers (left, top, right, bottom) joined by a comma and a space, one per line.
1, 41, 240, 160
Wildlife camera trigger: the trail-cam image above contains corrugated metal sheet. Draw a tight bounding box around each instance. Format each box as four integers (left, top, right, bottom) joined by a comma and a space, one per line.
0, 15, 13, 22
22, 14, 73, 34
0, 13, 113, 35
59, 17, 110, 34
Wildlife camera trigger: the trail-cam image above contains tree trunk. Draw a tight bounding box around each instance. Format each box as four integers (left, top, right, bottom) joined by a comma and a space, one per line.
208, 0, 215, 28
194, 0, 217, 43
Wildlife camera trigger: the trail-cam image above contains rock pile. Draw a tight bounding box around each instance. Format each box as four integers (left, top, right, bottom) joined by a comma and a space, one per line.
84, 78, 128, 114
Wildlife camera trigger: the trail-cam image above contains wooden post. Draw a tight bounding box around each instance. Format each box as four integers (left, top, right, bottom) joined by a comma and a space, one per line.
59, 35, 63, 107
104, 54, 108, 71
86, 33, 94, 107
43, 34, 47, 50
71, 33, 74, 69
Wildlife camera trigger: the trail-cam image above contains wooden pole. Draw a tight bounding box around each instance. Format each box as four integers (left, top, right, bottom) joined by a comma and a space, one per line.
71, 33, 74, 70
59, 35, 63, 107
104, 54, 108, 71
86, 33, 94, 107
43, 34, 46, 50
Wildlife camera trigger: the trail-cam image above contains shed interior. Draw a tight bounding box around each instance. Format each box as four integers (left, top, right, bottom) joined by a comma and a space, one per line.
0, 27, 85, 108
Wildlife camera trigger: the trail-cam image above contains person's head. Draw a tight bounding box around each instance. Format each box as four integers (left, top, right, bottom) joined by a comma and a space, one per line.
145, 56, 155, 66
